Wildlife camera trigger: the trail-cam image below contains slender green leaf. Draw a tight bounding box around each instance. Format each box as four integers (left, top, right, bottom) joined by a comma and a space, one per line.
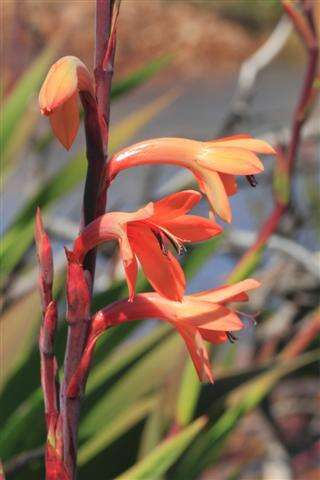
175, 359, 201, 428
86, 323, 171, 395
0, 37, 62, 154
138, 399, 164, 461
78, 396, 157, 466
174, 349, 320, 479
116, 417, 206, 480
80, 333, 182, 438
111, 55, 172, 101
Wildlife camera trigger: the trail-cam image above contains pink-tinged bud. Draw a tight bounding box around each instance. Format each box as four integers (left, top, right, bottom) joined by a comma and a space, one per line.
65, 250, 91, 324
35, 208, 53, 307
39, 56, 94, 150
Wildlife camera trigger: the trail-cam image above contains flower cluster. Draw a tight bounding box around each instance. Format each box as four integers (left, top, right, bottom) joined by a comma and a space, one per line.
38, 55, 274, 385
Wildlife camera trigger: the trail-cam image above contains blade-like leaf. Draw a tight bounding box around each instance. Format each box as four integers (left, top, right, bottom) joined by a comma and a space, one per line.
0, 323, 170, 458
78, 396, 158, 466
80, 333, 182, 438
86, 323, 171, 395
111, 55, 172, 101
0, 36, 62, 155
116, 417, 207, 480
175, 359, 201, 428
174, 349, 320, 479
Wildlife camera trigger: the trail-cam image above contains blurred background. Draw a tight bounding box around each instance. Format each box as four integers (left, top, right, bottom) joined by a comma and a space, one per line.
1, 1, 319, 479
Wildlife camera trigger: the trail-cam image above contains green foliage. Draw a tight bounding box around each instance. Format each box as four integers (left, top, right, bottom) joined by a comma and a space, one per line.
1, 30, 317, 480
1, 38, 62, 163
116, 417, 207, 480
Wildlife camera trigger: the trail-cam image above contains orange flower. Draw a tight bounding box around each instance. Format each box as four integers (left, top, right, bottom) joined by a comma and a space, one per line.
71, 190, 222, 301
39, 56, 94, 150
68, 278, 260, 396
107, 134, 275, 223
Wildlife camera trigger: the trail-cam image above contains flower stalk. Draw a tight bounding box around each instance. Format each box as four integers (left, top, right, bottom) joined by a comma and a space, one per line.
59, 1, 117, 477
229, 0, 319, 283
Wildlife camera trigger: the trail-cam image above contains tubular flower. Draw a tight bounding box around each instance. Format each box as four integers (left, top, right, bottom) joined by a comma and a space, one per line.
70, 190, 222, 301
39, 56, 94, 150
68, 278, 260, 396
107, 135, 275, 223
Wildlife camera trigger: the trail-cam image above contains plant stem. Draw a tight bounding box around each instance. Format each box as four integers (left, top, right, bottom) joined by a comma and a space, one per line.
59, 1, 116, 477
229, 1, 318, 283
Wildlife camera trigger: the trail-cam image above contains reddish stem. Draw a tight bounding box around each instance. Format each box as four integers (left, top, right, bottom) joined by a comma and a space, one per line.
230, 2, 318, 280
281, 310, 320, 360
58, 1, 116, 478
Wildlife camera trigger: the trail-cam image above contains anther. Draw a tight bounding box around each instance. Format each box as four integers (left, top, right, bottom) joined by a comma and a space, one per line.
226, 332, 238, 343
152, 229, 168, 255
246, 175, 258, 187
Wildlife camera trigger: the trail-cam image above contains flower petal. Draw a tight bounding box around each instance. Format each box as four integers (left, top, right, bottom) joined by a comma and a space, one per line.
128, 225, 185, 301
39, 56, 93, 114
219, 173, 238, 196
151, 190, 202, 221
196, 169, 232, 223
108, 137, 201, 180
210, 134, 275, 154
49, 93, 79, 150
160, 215, 222, 242
175, 323, 214, 383
190, 279, 261, 303
179, 300, 244, 331
197, 146, 264, 175
122, 255, 138, 302
199, 330, 228, 344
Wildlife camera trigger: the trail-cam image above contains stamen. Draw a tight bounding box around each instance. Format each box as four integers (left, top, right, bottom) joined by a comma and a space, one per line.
161, 229, 186, 256
151, 225, 186, 257
246, 175, 258, 187
226, 332, 238, 343
151, 229, 168, 255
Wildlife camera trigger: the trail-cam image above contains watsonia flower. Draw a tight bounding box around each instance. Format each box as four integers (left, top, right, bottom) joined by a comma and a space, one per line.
69, 190, 222, 301
107, 135, 275, 223
67, 278, 260, 395
39, 56, 94, 150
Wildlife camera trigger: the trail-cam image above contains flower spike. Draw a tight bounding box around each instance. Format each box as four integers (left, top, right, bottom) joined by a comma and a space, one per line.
39, 56, 95, 149
70, 190, 222, 301
68, 278, 260, 396
107, 135, 275, 222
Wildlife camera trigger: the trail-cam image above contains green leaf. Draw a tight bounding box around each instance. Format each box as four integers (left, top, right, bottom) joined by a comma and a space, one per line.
80, 333, 182, 438
0, 389, 43, 460
78, 396, 157, 466
111, 55, 172, 101
174, 349, 320, 479
86, 323, 171, 395
116, 417, 207, 480
0, 37, 62, 156
175, 359, 201, 428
